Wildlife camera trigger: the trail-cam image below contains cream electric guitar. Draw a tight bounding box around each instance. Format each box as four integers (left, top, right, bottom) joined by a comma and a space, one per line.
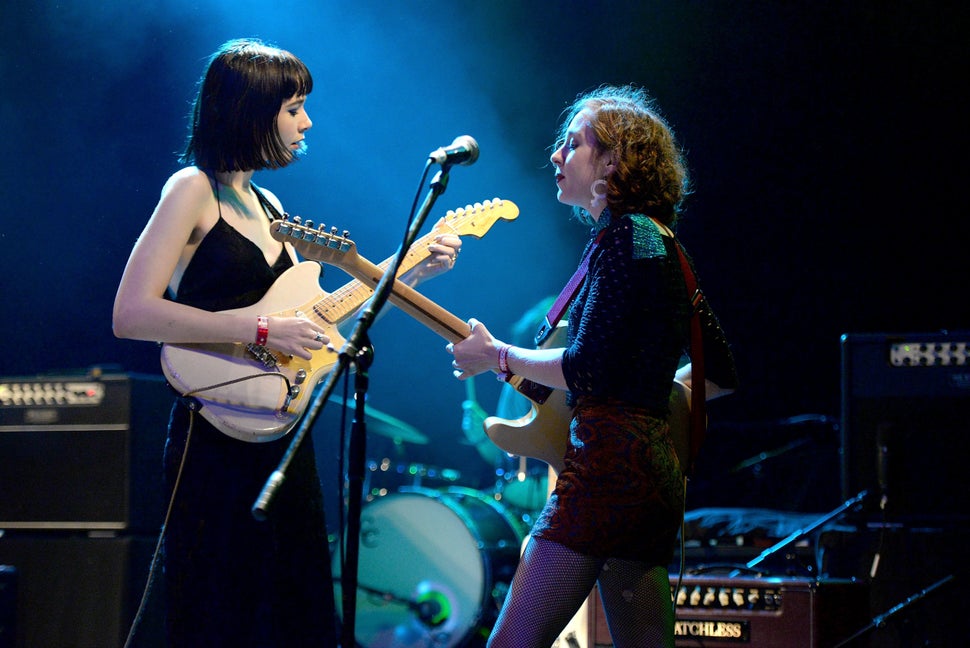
483, 324, 693, 473
280, 223, 693, 474
159, 199, 518, 442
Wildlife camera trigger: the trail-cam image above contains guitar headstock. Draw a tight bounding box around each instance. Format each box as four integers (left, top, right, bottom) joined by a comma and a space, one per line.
271, 197, 518, 267
435, 198, 519, 238
270, 218, 358, 265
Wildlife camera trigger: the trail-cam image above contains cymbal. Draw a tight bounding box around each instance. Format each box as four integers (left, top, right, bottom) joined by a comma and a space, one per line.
327, 395, 428, 444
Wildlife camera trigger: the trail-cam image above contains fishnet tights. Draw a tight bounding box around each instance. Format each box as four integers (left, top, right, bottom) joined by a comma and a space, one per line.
487, 537, 674, 648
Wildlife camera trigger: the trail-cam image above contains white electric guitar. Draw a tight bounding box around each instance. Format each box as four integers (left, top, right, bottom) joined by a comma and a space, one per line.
159, 199, 518, 442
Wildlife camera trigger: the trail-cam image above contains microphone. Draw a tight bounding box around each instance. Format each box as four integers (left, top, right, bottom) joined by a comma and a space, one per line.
429, 135, 479, 166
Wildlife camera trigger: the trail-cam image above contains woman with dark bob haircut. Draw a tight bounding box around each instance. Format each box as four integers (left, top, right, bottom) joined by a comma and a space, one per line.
114, 38, 462, 646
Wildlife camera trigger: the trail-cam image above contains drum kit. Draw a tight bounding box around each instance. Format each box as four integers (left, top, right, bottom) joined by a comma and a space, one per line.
335, 399, 549, 648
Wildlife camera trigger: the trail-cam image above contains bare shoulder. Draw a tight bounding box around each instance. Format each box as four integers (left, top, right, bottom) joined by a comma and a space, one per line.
160, 167, 212, 201
155, 167, 217, 223
149, 167, 218, 238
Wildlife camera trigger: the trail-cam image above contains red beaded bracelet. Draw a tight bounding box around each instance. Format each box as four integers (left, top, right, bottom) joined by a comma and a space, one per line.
255, 315, 269, 346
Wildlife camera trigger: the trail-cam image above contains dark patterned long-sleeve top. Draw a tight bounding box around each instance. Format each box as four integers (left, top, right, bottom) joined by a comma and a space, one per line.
562, 210, 739, 414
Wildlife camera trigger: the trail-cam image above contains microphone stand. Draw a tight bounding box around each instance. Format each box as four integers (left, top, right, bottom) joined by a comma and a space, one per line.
252, 162, 455, 648
832, 573, 954, 647
742, 489, 869, 573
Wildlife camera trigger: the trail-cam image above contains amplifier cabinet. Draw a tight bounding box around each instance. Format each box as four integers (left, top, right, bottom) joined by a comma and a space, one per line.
0, 534, 163, 648
671, 576, 868, 647
0, 372, 171, 532
559, 576, 868, 648
840, 331, 970, 521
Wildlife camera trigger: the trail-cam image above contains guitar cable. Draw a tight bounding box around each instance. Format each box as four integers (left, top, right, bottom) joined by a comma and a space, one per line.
122, 406, 197, 648
122, 370, 294, 646
175, 370, 295, 401
671, 474, 689, 619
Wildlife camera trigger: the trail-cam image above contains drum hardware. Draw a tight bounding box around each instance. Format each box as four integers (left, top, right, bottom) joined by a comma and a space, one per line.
362, 458, 462, 501
351, 581, 453, 628
334, 486, 529, 648
414, 588, 453, 627
327, 395, 428, 444
490, 459, 549, 514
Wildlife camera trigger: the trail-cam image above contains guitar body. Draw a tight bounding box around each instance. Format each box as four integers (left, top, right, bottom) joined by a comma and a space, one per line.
160, 262, 344, 442
484, 324, 692, 473
481, 323, 571, 471
484, 388, 573, 474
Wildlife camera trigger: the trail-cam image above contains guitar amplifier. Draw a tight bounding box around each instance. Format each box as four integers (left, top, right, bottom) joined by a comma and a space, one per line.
840, 331, 970, 521
0, 371, 170, 532
559, 576, 868, 648
672, 575, 868, 647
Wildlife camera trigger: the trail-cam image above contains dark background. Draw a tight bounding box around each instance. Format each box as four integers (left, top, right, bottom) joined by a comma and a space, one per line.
3, 3, 969, 646
2, 1, 968, 512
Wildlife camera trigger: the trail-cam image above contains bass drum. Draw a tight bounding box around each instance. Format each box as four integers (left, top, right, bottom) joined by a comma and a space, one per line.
334, 486, 529, 648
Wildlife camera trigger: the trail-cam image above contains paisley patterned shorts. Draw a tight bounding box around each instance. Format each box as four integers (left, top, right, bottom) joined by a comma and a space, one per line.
531, 396, 685, 564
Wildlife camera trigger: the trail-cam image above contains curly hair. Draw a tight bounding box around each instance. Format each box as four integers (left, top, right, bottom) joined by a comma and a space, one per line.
554, 85, 690, 226
181, 38, 313, 172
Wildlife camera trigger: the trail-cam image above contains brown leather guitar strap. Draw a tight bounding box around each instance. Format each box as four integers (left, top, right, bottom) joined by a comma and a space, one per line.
673, 239, 707, 475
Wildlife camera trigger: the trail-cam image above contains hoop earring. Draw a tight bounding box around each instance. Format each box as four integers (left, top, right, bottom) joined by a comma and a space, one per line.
590, 179, 608, 210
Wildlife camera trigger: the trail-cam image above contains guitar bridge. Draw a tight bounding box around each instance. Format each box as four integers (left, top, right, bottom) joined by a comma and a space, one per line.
246, 344, 281, 369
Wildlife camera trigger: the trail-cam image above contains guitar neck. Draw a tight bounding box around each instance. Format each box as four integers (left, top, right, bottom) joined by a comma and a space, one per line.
273, 198, 518, 329
319, 229, 453, 326
340, 254, 471, 343
341, 250, 558, 410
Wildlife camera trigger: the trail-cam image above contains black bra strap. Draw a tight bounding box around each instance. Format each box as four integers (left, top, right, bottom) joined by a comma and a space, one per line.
251, 183, 285, 221
206, 171, 283, 223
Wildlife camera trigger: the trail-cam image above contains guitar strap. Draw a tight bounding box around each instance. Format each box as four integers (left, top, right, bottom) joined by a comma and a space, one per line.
534, 229, 606, 347
672, 239, 707, 476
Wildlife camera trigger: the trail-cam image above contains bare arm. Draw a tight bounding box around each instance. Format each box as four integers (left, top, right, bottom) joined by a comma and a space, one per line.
112, 169, 330, 359
447, 318, 569, 390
